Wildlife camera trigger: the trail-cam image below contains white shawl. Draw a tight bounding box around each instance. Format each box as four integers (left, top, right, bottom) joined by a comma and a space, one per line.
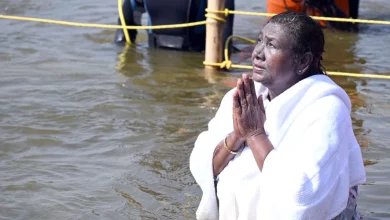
189, 75, 366, 220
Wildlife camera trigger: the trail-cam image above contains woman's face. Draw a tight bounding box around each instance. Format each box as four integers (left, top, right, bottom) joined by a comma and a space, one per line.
251, 23, 299, 90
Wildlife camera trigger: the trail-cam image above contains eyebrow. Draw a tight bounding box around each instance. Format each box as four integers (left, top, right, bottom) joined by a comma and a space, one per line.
266, 35, 276, 41
258, 32, 277, 42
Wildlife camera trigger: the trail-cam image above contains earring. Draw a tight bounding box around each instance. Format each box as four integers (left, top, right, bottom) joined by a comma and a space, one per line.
298, 70, 302, 73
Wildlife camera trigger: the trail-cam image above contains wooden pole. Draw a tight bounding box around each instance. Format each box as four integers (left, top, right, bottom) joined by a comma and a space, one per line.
205, 0, 225, 69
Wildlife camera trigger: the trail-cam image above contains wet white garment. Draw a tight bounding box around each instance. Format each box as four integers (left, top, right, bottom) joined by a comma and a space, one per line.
189, 75, 366, 220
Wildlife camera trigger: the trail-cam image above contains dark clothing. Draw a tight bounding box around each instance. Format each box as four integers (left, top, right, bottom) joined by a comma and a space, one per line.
349, 0, 360, 19
115, 0, 234, 52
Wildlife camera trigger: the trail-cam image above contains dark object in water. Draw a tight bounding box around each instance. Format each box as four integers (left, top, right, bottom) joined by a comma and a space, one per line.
115, 0, 235, 54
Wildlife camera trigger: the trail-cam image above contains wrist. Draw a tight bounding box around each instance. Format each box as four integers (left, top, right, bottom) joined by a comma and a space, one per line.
246, 131, 267, 146
244, 128, 265, 139
230, 131, 245, 142
228, 132, 245, 151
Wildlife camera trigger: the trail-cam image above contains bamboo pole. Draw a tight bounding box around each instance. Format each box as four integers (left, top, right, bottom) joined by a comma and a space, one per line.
205, 0, 225, 69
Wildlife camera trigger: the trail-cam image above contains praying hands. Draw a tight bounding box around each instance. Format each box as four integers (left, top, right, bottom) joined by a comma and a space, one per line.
232, 74, 266, 140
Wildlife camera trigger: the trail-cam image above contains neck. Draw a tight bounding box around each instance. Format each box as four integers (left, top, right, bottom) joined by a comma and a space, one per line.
267, 77, 301, 100
267, 88, 284, 100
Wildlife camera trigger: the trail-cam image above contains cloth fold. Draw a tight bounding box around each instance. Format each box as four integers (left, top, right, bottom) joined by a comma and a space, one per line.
190, 75, 366, 220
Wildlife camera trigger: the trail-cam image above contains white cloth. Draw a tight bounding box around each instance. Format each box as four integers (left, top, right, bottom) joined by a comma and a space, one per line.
189, 75, 366, 220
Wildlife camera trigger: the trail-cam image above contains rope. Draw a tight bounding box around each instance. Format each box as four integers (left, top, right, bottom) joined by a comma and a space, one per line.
0, 14, 207, 30
326, 71, 390, 79
203, 61, 390, 79
224, 35, 256, 62
209, 35, 257, 69
1, 9, 390, 29
203, 61, 253, 70
1, 8, 389, 29
205, 14, 226, 23
206, 9, 390, 25
2, 7, 390, 79
118, 0, 131, 44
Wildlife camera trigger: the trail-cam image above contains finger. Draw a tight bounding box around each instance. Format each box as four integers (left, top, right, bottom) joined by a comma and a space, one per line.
233, 89, 242, 115
242, 74, 253, 106
237, 78, 247, 108
249, 77, 257, 105
258, 95, 266, 114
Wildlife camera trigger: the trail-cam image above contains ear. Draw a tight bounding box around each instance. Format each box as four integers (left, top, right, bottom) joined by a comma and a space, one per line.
296, 52, 313, 76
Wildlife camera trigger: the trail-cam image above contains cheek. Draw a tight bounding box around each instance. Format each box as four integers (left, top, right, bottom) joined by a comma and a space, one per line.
270, 54, 294, 77
278, 54, 294, 71
265, 54, 288, 77
264, 49, 275, 68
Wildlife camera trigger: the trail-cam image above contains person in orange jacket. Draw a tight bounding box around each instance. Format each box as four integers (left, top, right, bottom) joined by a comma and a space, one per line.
267, 0, 360, 31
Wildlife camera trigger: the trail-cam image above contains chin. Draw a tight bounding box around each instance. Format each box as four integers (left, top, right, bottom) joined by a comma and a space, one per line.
252, 73, 264, 83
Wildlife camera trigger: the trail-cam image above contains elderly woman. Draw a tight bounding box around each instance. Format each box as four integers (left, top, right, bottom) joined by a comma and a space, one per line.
190, 12, 366, 220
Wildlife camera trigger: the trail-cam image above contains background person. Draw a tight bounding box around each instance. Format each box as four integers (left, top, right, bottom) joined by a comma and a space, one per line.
267, 0, 360, 31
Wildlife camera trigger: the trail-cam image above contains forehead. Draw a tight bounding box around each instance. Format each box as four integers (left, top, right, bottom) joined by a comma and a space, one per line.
259, 23, 289, 41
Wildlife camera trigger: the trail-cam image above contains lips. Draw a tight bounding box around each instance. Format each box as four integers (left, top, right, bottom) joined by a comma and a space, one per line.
253, 63, 265, 71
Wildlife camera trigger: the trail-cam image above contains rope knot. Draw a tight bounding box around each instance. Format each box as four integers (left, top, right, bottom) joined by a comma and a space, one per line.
224, 8, 230, 17
205, 13, 226, 23
220, 60, 232, 69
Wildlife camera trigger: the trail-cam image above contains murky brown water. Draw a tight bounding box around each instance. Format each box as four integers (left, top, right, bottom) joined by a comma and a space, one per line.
1, 0, 390, 219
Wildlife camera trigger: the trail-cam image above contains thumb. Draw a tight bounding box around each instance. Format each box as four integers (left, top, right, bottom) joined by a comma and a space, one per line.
257, 95, 263, 104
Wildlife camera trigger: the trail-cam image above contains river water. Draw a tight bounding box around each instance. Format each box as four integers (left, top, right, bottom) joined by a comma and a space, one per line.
1, 0, 389, 219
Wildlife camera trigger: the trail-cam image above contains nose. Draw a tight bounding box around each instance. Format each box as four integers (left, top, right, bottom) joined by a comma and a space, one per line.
252, 43, 265, 61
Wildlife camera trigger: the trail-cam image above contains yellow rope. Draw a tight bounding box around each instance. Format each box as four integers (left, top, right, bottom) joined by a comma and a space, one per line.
224, 35, 256, 62
205, 14, 226, 23
203, 62, 390, 79
203, 61, 252, 70
118, 0, 131, 44
0, 14, 207, 30
1, 8, 389, 29
2, 7, 390, 79
326, 71, 390, 79
211, 35, 257, 69
206, 9, 390, 25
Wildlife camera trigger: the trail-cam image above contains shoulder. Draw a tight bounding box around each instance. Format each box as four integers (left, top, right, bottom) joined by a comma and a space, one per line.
311, 95, 350, 118
302, 75, 352, 123
290, 89, 352, 139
